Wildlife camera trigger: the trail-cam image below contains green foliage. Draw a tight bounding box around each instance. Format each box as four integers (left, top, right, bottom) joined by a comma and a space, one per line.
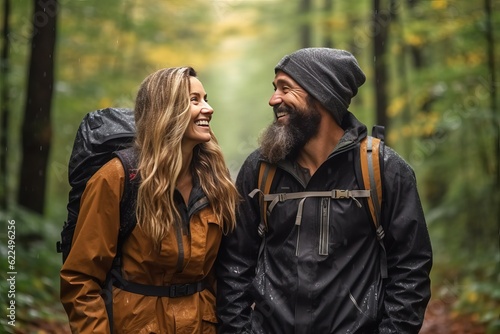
432, 252, 500, 333
0, 206, 68, 333
395, 2, 500, 329
454, 261, 500, 333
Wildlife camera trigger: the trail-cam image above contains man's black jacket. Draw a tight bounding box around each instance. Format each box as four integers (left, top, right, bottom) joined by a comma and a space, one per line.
216, 113, 432, 334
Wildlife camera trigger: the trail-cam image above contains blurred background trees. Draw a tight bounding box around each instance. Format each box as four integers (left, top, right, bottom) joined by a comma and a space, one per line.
0, 0, 499, 332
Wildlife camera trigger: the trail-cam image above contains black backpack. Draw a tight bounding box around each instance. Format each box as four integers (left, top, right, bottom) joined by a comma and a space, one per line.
56, 107, 137, 262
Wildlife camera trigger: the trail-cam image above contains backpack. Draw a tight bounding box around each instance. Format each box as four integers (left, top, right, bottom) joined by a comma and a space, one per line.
56, 107, 137, 263
250, 126, 388, 278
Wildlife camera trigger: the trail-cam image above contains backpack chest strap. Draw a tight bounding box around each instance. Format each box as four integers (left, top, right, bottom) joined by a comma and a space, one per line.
250, 188, 372, 256
251, 188, 370, 213
250, 188, 370, 235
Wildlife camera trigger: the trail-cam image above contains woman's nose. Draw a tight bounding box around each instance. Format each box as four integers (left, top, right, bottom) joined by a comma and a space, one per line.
201, 101, 213, 114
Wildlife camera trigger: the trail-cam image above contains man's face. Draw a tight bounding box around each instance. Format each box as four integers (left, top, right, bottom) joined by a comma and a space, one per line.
268, 71, 309, 124
259, 72, 321, 163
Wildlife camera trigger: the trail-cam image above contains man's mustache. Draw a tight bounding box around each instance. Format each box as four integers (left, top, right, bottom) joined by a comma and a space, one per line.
273, 104, 293, 116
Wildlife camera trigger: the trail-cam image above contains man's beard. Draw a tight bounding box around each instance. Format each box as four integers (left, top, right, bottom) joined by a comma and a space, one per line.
259, 100, 321, 164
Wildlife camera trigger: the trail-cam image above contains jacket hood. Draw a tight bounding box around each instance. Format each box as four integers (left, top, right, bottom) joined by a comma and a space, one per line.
339, 111, 368, 144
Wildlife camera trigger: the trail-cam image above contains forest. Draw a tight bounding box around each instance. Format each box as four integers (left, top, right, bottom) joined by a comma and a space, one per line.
0, 0, 499, 333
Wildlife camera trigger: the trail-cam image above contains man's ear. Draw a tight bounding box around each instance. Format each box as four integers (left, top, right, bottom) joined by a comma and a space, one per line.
312, 99, 343, 128
313, 99, 335, 121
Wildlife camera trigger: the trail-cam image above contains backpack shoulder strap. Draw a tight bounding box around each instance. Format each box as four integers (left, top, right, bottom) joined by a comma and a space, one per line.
359, 132, 388, 278
359, 136, 383, 231
114, 147, 140, 247
257, 161, 277, 236
105, 146, 139, 333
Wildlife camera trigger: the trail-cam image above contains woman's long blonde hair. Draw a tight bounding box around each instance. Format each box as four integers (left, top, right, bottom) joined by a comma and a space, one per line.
134, 67, 238, 249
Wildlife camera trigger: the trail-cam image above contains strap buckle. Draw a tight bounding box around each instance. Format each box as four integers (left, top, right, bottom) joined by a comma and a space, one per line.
169, 284, 191, 297
333, 189, 349, 199
278, 193, 287, 202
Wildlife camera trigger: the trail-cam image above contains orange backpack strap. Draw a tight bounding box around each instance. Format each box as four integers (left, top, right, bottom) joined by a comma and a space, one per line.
360, 136, 382, 230
360, 135, 387, 278
248, 162, 277, 236
256, 162, 277, 236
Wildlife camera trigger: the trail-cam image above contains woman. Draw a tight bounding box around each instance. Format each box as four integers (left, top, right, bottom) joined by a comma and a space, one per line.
60, 67, 239, 333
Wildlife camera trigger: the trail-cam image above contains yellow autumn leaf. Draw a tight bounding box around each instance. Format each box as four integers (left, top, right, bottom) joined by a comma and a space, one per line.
387, 131, 398, 144
407, 34, 424, 47
98, 97, 113, 109
467, 52, 483, 66
419, 112, 440, 136
33, 278, 43, 289
431, 0, 447, 10
143, 45, 210, 69
387, 97, 407, 117
467, 291, 479, 303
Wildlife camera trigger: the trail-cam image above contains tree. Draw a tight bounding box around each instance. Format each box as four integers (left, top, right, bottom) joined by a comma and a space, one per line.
17, 0, 58, 213
299, 0, 312, 48
372, 0, 391, 128
322, 0, 333, 48
483, 0, 499, 246
0, 0, 11, 210
407, 0, 425, 69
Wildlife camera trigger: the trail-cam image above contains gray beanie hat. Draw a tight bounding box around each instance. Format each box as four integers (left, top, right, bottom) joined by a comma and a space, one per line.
274, 48, 366, 125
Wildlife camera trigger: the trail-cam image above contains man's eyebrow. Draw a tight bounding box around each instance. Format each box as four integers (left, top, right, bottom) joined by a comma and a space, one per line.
274, 78, 293, 87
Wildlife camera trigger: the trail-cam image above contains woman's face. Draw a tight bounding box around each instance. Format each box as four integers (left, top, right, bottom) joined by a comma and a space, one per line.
183, 76, 213, 147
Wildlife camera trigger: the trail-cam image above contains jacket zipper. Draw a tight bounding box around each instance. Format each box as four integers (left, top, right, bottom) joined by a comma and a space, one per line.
319, 198, 330, 256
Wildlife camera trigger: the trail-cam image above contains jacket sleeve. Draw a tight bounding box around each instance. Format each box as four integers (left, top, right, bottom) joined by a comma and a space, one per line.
60, 158, 124, 334
379, 147, 433, 334
216, 151, 262, 333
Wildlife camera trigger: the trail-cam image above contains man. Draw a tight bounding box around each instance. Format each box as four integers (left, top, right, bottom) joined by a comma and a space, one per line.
217, 48, 432, 333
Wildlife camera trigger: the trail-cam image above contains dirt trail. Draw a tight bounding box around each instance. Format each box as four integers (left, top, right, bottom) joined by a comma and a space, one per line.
11, 299, 488, 334
420, 299, 487, 334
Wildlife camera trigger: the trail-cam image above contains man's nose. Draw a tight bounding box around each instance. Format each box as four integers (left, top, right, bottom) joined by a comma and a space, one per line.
269, 91, 282, 106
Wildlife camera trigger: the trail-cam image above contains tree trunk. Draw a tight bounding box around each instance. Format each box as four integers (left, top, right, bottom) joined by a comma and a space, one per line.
0, 0, 11, 210
372, 0, 390, 129
483, 0, 499, 244
390, 0, 413, 155
407, 0, 424, 69
484, 0, 498, 183
299, 0, 312, 48
18, 0, 58, 213
322, 0, 333, 48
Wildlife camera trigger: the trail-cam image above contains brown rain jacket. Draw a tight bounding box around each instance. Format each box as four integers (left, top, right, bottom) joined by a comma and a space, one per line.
60, 158, 222, 334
